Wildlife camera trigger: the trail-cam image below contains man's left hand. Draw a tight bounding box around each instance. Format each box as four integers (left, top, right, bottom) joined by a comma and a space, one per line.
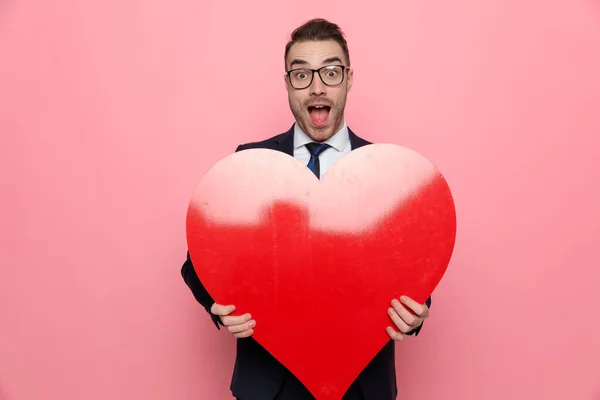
386, 295, 430, 341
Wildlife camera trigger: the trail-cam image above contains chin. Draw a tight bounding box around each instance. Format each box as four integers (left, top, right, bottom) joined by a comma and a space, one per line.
306, 127, 334, 142
303, 118, 337, 141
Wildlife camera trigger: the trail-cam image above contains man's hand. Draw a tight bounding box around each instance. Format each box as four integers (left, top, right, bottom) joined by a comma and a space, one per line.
386, 295, 430, 341
210, 303, 256, 338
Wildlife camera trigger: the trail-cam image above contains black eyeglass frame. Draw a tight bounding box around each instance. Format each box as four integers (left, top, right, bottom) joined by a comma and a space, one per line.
285, 65, 350, 89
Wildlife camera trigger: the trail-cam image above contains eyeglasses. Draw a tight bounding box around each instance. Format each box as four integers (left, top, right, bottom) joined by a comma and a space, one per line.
286, 65, 349, 89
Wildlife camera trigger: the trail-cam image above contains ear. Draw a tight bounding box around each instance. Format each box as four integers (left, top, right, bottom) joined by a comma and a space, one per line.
283, 73, 291, 93
346, 67, 354, 92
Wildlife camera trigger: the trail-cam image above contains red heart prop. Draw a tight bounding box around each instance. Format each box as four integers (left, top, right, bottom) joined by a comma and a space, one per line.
186, 144, 456, 399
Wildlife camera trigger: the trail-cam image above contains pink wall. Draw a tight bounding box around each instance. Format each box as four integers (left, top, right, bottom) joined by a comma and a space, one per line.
1, 1, 599, 399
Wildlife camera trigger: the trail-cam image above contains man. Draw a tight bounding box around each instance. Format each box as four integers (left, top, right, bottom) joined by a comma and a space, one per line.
181, 18, 432, 400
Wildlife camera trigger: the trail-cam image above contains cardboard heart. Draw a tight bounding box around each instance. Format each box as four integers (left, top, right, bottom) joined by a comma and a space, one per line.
186, 144, 456, 399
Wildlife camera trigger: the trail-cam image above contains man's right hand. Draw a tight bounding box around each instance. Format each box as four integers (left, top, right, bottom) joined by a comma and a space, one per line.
210, 303, 256, 338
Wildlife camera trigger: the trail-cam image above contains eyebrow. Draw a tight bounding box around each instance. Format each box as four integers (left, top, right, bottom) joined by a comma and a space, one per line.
289, 59, 309, 68
289, 56, 344, 69
322, 57, 343, 65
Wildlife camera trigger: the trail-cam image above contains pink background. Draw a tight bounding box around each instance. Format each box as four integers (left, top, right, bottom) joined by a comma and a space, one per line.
1, 1, 600, 399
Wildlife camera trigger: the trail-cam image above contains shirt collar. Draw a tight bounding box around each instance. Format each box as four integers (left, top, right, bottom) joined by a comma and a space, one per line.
293, 121, 349, 152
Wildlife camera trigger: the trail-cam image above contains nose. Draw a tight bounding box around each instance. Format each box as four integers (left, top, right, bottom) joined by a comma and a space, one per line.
309, 74, 326, 96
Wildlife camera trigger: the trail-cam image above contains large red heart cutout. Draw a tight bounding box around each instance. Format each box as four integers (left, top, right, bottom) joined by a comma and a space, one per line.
186, 144, 456, 399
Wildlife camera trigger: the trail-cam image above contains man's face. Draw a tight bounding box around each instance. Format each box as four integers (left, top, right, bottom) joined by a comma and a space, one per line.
285, 40, 353, 142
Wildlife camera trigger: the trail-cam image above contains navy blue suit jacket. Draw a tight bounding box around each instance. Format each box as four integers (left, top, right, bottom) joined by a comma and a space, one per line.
181, 125, 431, 400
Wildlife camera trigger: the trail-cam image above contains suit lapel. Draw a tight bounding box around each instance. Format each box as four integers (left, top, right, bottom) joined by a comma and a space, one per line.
348, 127, 371, 149
274, 125, 295, 156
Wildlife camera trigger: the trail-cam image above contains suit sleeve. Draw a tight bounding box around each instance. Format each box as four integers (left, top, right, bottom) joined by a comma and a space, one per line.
181, 251, 223, 329
180, 144, 245, 330
405, 296, 431, 336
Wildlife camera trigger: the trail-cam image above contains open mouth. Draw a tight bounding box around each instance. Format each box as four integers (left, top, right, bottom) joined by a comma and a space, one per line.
307, 105, 331, 127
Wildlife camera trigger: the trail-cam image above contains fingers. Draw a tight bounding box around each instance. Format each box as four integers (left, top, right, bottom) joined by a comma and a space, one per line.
226, 313, 255, 339
221, 312, 251, 326
388, 305, 413, 333
228, 318, 256, 338
232, 328, 255, 339
227, 318, 256, 333
388, 296, 429, 335
386, 326, 405, 341
400, 296, 430, 318
391, 299, 421, 329
223, 312, 253, 331
210, 303, 256, 339
211, 303, 247, 325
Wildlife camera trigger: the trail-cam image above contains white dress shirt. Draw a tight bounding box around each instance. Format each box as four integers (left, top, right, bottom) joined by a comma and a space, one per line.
292, 121, 351, 179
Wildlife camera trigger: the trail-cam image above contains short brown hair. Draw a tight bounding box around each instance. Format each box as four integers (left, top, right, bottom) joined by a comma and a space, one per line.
284, 18, 350, 68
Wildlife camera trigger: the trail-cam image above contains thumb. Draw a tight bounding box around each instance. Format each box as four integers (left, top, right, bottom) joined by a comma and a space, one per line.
211, 303, 236, 316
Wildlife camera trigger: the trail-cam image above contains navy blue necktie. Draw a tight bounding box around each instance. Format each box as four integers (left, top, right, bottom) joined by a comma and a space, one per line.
305, 142, 330, 179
